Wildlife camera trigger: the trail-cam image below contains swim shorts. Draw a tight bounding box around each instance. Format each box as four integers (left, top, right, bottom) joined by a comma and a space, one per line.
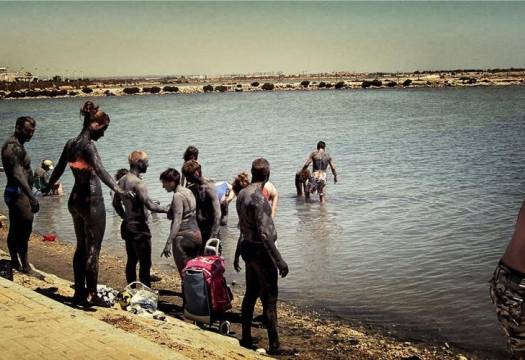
4, 185, 21, 206
490, 261, 525, 354
307, 171, 327, 196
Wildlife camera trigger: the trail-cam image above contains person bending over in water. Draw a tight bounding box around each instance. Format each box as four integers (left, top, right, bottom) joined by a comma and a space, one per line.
1, 116, 38, 273
181, 145, 199, 187
214, 180, 235, 226
159, 168, 202, 277
490, 198, 525, 359
182, 160, 220, 246
34, 159, 63, 195
112, 151, 167, 287
46, 101, 132, 306
236, 158, 290, 355
301, 141, 337, 203
295, 168, 311, 198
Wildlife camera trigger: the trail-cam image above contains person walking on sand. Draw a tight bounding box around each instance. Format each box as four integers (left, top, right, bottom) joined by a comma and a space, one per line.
181, 160, 221, 246
159, 168, 202, 277
45, 101, 132, 307
236, 158, 292, 355
112, 151, 167, 287
301, 141, 337, 203
490, 198, 525, 359
1, 116, 38, 273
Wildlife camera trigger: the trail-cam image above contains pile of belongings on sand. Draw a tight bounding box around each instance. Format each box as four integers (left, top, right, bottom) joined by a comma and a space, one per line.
116, 281, 166, 321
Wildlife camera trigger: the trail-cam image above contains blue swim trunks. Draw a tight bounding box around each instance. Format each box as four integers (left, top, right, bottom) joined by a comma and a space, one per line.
4, 185, 21, 205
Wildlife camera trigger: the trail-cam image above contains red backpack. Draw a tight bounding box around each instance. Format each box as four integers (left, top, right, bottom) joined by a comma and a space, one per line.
183, 256, 233, 313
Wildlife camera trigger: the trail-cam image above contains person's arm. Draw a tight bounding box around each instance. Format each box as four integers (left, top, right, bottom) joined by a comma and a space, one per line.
302, 152, 313, 171
269, 184, 278, 218
233, 232, 243, 272
253, 195, 288, 277
5, 143, 39, 212
329, 158, 337, 184
111, 188, 126, 219
85, 142, 128, 196
135, 181, 168, 213
161, 195, 183, 257
206, 183, 221, 238
46, 142, 69, 193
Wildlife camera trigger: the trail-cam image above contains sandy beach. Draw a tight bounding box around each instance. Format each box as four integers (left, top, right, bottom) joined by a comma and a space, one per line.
0, 216, 485, 360
1, 70, 524, 100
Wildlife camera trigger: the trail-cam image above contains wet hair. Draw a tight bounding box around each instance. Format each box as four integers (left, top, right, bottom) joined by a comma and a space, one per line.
232, 172, 250, 195
297, 168, 311, 181
159, 168, 181, 187
317, 141, 326, 150
15, 116, 35, 130
183, 146, 199, 162
80, 101, 100, 128
128, 150, 148, 166
114, 168, 129, 181
88, 110, 110, 131
251, 158, 270, 183
181, 160, 201, 177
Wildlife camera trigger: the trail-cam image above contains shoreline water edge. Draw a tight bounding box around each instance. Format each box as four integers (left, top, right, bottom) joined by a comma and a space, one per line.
0, 215, 499, 359
1, 70, 524, 100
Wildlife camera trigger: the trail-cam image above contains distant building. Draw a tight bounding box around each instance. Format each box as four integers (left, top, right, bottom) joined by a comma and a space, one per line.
0, 66, 37, 82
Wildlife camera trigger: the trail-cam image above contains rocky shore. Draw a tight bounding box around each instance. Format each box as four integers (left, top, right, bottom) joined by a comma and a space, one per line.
0, 215, 492, 360
1, 70, 524, 100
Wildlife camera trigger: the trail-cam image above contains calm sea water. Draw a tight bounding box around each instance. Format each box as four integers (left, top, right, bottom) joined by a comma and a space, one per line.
2, 87, 525, 357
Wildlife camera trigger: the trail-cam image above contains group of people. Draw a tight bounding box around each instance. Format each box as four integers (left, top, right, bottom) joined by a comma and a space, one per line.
1, 100, 338, 355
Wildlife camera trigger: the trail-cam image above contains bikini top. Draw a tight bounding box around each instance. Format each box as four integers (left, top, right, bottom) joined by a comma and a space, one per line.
69, 158, 93, 171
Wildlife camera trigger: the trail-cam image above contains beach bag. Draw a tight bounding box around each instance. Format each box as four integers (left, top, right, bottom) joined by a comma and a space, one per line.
183, 269, 211, 323
125, 281, 159, 311
183, 256, 232, 314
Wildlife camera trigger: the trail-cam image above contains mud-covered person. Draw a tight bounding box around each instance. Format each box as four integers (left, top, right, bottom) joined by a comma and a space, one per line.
112, 151, 167, 287
301, 140, 337, 203
159, 168, 202, 277
45, 101, 132, 306
490, 198, 525, 359
1, 116, 38, 273
181, 160, 220, 247
236, 158, 292, 355
295, 167, 311, 198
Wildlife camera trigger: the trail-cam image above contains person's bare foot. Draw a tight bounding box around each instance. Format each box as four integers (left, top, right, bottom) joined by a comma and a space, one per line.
267, 346, 297, 356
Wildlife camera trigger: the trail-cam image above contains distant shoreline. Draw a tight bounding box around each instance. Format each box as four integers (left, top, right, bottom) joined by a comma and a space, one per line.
1, 70, 524, 100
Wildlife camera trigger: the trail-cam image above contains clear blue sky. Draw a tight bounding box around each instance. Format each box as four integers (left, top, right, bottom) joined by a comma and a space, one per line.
1, 1, 524, 77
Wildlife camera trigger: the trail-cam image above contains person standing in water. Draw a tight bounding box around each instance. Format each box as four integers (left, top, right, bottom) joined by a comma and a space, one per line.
491, 198, 525, 359
46, 101, 131, 306
159, 168, 202, 277
112, 151, 167, 287
181, 160, 220, 246
1, 116, 38, 273
301, 141, 337, 203
181, 145, 199, 187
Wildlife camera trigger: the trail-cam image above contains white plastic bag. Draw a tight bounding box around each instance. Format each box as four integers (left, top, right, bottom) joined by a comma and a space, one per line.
125, 281, 159, 311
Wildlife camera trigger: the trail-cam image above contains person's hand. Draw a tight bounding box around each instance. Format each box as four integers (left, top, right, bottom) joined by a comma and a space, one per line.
167, 208, 173, 220
41, 184, 52, 196
29, 197, 39, 213
234, 258, 241, 272
278, 261, 289, 278
334, 175, 338, 184
161, 242, 171, 258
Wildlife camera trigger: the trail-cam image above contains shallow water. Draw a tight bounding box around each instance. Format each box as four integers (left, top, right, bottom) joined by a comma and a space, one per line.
1, 87, 525, 357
